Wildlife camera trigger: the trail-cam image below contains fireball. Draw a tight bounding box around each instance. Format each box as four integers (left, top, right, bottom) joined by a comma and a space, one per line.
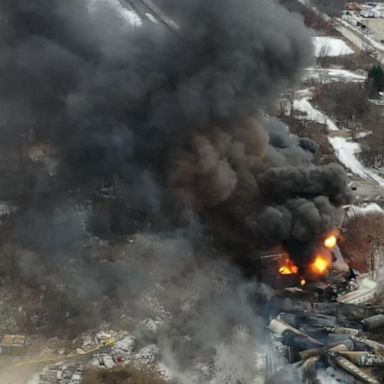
324, 234, 337, 250
310, 254, 331, 275
323, 231, 339, 250
279, 257, 299, 275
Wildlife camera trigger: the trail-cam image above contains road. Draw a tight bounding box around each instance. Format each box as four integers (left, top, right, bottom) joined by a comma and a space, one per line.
335, 21, 384, 64
297, 0, 384, 63
120, 0, 179, 32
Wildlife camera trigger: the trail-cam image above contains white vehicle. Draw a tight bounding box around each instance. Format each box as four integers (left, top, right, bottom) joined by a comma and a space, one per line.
341, 10, 353, 22
343, 12, 365, 27
361, 8, 374, 18
361, 5, 382, 18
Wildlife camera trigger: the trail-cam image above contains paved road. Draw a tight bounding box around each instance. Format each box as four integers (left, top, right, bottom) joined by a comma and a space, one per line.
336, 22, 384, 64
121, 0, 179, 32
297, 0, 384, 63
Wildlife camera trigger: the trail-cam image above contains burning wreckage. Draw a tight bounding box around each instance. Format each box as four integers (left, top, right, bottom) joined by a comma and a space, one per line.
26, 233, 384, 384
265, 232, 384, 384
1, 0, 384, 383
266, 296, 384, 383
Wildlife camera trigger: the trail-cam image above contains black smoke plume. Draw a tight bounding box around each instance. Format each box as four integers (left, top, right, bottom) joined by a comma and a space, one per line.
0, 0, 352, 381
0, 0, 350, 272
0, 7, 354, 375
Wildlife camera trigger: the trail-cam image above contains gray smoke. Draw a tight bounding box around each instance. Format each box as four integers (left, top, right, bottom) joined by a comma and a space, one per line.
0, 0, 350, 265
0, 0, 351, 381
267, 365, 303, 384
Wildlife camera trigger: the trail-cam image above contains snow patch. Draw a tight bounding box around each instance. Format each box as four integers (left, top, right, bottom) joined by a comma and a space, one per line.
347, 203, 384, 215
313, 36, 354, 57
293, 98, 338, 131
27, 375, 40, 384
329, 137, 384, 187
303, 67, 366, 83
87, 0, 142, 26
120, 8, 143, 26
354, 131, 372, 139
328, 137, 364, 175
293, 94, 384, 187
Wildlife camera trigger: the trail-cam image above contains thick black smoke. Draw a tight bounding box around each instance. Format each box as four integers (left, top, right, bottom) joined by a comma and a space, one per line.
0, 1, 353, 381
0, 0, 349, 272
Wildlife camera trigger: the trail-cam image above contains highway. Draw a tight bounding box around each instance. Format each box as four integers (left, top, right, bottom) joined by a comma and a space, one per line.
335, 21, 384, 64
297, 0, 384, 63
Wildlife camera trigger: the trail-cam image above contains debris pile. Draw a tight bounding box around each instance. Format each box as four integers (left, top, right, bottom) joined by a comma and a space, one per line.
88, 324, 164, 371
73, 329, 127, 355
34, 364, 84, 384
267, 275, 384, 383
30, 328, 164, 384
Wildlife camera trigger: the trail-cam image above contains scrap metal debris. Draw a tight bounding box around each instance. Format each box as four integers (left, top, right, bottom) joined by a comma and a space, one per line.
267, 273, 384, 384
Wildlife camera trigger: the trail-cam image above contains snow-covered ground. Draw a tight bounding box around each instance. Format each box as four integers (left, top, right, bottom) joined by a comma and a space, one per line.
354, 131, 372, 139
313, 36, 354, 56
87, 0, 143, 26
293, 97, 338, 131
329, 137, 384, 187
297, 34, 384, 189
347, 203, 384, 215
27, 376, 39, 384
293, 94, 384, 187
303, 67, 366, 83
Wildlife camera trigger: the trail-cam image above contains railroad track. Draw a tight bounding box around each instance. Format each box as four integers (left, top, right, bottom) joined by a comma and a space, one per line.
121, 0, 179, 33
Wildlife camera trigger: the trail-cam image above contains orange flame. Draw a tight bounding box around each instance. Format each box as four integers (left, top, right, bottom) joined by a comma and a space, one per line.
300, 278, 306, 286
279, 257, 299, 275
323, 231, 339, 250
324, 235, 337, 250
310, 254, 331, 275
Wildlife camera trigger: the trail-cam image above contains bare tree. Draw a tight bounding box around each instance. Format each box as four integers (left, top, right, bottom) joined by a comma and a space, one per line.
317, 43, 331, 67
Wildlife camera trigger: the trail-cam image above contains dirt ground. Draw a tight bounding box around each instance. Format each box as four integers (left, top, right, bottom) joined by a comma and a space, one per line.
349, 176, 384, 204
340, 210, 384, 272
366, 18, 384, 43
83, 366, 167, 384
0, 356, 44, 384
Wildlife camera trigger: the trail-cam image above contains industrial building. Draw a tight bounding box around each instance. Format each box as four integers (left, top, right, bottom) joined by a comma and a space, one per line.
0, 334, 26, 356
